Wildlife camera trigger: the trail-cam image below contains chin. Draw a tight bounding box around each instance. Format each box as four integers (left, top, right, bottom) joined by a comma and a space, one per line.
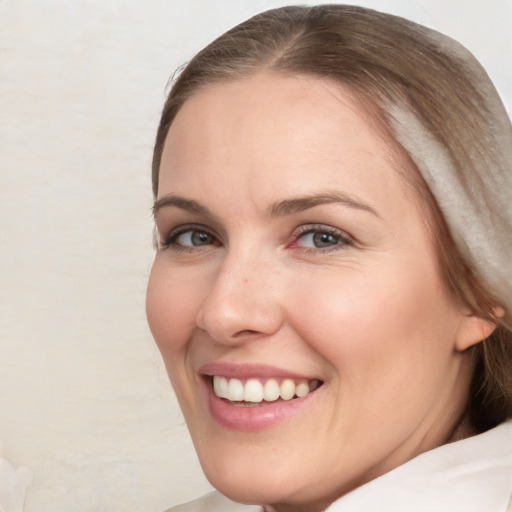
197, 445, 301, 506
204, 467, 271, 505
196, 437, 347, 510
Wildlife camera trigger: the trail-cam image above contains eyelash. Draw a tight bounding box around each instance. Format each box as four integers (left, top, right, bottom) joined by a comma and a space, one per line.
160, 224, 219, 253
290, 224, 354, 253
159, 223, 354, 253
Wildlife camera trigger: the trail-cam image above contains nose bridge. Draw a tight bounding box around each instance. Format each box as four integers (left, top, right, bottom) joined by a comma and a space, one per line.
196, 244, 282, 343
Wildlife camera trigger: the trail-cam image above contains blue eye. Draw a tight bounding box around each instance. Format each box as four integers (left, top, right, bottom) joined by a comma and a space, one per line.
175, 229, 215, 247
301, 231, 340, 248
294, 226, 352, 250
161, 226, 219, 250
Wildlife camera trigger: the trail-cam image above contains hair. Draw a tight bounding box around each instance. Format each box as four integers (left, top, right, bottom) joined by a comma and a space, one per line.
152, 5, 512, 432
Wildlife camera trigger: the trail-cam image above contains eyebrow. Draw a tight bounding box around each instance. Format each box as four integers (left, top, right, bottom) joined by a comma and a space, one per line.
153, 195, 210, 217
267, 192, 379, 218
152, 191, 379, 219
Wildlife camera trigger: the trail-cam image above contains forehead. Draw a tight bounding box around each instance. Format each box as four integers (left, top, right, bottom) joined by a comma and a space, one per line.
162, 73, 403, 186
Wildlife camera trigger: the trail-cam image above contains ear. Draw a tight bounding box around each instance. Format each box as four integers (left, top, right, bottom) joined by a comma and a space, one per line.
455, 306, 504, 352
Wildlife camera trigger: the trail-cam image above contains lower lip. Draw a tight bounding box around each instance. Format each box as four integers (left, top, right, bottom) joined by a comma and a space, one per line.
203, 378, 316, 432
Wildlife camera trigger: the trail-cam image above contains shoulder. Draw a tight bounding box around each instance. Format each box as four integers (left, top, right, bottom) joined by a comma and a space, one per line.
163, 491, 261, 512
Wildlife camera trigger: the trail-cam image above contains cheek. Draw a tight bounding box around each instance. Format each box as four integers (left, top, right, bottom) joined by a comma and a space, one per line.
146, 260, 202, 358
287, 260, 454, 382
286, 265, 460, 450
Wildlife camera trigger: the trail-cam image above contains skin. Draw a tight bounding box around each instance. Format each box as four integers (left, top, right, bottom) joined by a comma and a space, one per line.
146, 72, 494, 512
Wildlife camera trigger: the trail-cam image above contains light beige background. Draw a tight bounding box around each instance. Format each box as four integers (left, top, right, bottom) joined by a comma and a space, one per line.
0, 1, 510, 511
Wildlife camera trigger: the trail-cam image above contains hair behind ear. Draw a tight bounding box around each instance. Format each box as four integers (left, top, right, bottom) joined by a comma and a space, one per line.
468, 327, 512, 432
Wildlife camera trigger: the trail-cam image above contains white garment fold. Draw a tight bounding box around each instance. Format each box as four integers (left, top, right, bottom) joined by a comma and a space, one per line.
326, 419, 512, 512
0, 442, 33, 512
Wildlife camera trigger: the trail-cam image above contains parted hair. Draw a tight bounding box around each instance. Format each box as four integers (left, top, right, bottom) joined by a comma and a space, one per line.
152, 5, 512, 433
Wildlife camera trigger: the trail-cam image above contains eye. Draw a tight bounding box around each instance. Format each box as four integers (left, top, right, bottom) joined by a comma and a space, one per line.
176, 230, 215, 247
300, 231, 340, 248
161, 225, 219, 251
292, 225, 353, 251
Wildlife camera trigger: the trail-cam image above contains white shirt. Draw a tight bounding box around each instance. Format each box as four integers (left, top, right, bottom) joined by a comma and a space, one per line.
166, 419, 512, 512
327, 419, 512, 512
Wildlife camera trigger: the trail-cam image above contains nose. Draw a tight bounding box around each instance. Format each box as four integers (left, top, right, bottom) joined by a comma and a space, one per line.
195, 253, 284, 344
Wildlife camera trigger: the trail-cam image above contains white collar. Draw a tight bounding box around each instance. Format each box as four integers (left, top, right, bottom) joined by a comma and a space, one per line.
327, 420, 512, 511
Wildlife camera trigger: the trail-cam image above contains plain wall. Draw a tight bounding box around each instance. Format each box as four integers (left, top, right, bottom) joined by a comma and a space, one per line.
0, 1, 510, 511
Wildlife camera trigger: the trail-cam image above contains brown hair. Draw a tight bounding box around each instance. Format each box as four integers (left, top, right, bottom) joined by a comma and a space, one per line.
152, 5, 512, 432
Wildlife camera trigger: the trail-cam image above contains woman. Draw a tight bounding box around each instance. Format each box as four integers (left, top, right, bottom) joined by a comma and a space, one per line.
146, 5, 512, 511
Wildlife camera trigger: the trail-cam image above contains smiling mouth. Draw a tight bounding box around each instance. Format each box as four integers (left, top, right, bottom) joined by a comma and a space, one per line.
211, 376, 322, 407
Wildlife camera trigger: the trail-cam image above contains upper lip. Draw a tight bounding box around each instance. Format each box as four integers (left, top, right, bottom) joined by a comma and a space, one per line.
199, 362, 319, 381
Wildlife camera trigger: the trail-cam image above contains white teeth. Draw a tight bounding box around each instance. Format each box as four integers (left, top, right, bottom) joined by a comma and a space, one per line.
263, 379, 280, 401
295, 381, 310, 397
244, 379, 264, 402
227, 378, 244, 401
280, 379, 295, 400
212, 376, 319, 403
213, 376, 228, 399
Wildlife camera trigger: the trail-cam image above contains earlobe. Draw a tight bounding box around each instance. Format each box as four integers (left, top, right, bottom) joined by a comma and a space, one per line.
455, 307, 504, 352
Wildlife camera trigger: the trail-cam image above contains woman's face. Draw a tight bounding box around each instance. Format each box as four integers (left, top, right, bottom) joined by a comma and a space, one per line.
147, 72, 479, 511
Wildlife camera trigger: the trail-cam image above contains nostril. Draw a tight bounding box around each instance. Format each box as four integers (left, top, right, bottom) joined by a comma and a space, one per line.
232, 329, 259, 338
